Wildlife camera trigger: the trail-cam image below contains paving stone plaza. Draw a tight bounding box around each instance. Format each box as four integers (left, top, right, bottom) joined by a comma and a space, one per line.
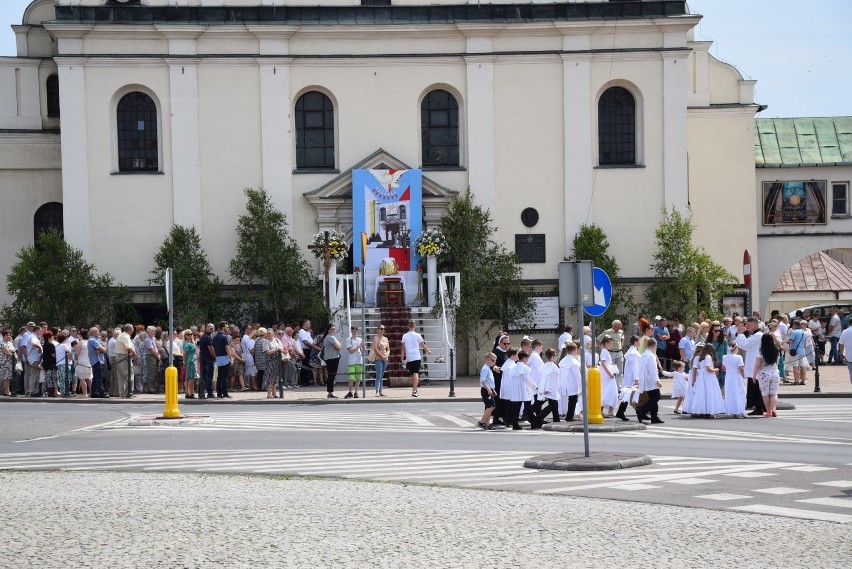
1, 471, 848, 567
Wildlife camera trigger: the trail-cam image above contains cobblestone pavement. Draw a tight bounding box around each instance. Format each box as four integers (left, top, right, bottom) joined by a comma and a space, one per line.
0, 471, 848, 568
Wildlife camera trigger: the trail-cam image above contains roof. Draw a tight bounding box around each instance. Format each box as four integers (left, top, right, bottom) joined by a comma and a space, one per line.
756, 117, 852, 168
772, 252, 852, 293
53, 1, 690, 26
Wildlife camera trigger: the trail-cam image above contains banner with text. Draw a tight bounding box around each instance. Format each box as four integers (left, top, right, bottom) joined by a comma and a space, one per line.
353, 169, 422, 306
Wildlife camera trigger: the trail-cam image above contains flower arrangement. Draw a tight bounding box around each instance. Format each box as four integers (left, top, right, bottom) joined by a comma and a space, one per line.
310, 230, 348, 262
413, 228, 448, 257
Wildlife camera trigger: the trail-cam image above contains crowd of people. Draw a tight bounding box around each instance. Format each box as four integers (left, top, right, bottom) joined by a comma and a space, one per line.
0, 319, 433, 401
475, 307, 852, 430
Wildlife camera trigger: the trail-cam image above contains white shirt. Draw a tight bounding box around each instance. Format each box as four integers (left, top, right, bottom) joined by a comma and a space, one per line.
401, 331, 424, 362
346, 336, 363, 366
622, 346, 641, 386
828, 314, 842, 338
107, 337, 117, 358
598, 347, 614, 379
638, 350, 659, 393
56, 342, 71, 367
559, 355, 582, 396
557, 332, 572, 350
537, 361, 559, 401
736, 331, 763, 378
777, 321, 789, 341
499, 358, 517, 400
297, 329, 314, 351
529, 350, 544, 382
839, 327, 852, 359
508, 362, 537, 402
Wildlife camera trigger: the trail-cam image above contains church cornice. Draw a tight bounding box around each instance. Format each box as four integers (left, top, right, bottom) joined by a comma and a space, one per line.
52, 2, 689, 28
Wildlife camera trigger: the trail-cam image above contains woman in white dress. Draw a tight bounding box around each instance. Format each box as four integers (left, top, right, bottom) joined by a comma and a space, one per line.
598, 337, 619, 417
74, 329, 92, 397
723, 346, 746, 417
689, 344, 725, 417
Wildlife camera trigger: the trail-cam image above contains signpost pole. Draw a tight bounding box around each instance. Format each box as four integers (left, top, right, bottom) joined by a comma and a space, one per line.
361, 233, 368, 400
743, 249, 752, 316
577, 262, 590, 458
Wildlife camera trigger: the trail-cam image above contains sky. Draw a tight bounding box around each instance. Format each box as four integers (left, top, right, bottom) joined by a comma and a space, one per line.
0, 0, 849, 118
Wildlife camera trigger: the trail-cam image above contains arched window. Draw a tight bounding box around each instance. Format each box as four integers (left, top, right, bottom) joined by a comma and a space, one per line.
34, 202, 63, 244
117, 91, 158, 172
399, 205, 407, 220
379, 207, 387, 222
295, 91, 335, 169
46, 75, 60, 118
598, 86, 636, 165
421, 89, 459, 167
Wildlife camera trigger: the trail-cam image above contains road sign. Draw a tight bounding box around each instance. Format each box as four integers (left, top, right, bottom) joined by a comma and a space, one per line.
558, 261, 594, 308
743, 249, 751, 288
583, 267, 612, 317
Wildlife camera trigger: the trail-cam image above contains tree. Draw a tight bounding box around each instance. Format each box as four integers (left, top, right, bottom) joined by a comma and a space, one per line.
3, 229, 132, 327
149, 225, 222, 327
436, 189, 533, 353
645, 207, 738, 321
567, 223, 637, 325
229, 188, 326, 324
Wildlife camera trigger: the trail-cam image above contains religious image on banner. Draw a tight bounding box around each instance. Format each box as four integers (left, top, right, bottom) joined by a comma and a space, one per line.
353, 169, 422, 306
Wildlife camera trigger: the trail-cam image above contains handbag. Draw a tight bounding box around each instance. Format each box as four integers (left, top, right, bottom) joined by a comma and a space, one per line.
630, 391, 649, 409
789, 333, 804, 357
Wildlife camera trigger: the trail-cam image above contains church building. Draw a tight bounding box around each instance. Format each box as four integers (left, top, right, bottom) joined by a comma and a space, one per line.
0, 0, 761, 315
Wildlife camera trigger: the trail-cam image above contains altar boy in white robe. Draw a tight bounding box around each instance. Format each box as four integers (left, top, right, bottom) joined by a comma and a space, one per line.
536, 348, 561, 422
559, 343, 582, 420
508, 351, 540, 430
616, 336, 641, 421
498, 347, 518, 404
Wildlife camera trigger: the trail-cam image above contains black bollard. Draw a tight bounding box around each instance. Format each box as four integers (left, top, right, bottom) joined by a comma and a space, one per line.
813, 353, 821, 393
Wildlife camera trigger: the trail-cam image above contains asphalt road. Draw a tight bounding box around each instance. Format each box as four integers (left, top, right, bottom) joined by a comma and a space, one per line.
1, 398, 850, 525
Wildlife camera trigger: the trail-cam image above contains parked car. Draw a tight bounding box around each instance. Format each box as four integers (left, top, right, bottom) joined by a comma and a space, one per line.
785, 304, 852, 320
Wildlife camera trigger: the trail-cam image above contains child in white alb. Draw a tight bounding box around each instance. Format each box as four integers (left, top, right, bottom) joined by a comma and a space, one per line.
723, 347, 747, 418
661, 360, 688, 414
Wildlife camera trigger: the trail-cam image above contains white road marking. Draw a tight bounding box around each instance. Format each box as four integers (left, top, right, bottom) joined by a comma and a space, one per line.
813, 480, 852, 488
730, 504, 852, 524
753, 487, 811, 495
695, 493, 752, 501
797, 497, 852, 509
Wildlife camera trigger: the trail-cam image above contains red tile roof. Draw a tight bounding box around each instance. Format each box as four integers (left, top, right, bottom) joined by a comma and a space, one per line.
773, 252, 852, 292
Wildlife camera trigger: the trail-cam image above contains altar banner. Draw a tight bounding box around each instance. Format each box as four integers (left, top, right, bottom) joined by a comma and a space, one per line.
353, 169, 422, 306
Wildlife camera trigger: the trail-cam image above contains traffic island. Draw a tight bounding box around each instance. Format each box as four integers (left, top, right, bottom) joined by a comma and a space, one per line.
127, 415, 214, 427
524, 452, 652, 471
543, 421, 646, 433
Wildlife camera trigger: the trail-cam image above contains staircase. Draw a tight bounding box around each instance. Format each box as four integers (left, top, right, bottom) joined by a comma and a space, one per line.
332, 306, 453, 386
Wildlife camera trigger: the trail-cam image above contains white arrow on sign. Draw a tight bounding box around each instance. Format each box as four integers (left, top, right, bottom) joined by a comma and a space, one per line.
594, 286, 606, 307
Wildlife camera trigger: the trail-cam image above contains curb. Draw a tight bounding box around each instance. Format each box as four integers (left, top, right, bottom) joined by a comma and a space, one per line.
127, 415, 214, 427
524, 452, 652, 471
543, 422, 647, 433
0, 395, 484, 405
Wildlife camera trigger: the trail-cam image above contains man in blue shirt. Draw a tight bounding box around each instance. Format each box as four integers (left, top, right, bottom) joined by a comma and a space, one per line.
88, 326, 108, 398
654, 317, 671, 371
212, 321, 232, 399
678, 325, 696, 372
198, 323, 216, 399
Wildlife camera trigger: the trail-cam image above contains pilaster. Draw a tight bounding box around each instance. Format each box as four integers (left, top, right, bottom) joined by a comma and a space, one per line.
561, 52, 594, 250
168, 60, 203, 229
662, 50, 690, 211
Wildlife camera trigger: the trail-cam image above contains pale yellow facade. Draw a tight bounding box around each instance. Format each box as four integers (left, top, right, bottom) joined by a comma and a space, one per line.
0, 0, 761, 314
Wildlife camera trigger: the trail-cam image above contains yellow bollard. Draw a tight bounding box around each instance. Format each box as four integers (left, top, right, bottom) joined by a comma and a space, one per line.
586, 367, 604, 424
162, 365, 181, 418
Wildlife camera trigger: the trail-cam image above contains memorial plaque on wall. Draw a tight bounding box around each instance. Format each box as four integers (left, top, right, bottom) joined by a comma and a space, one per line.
515, 234, 546, 263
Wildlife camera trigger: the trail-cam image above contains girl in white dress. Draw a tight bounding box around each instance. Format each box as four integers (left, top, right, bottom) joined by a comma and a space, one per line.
723, 346, 746, 417
662, 360, 688, 414
598, 337, 619, 417
74, 331, 91, 397
689, 344, 725, 417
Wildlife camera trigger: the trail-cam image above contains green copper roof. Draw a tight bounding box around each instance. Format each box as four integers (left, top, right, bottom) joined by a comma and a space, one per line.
756, 117, 852, 168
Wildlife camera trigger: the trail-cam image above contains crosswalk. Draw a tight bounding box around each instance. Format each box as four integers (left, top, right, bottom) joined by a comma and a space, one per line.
78, 408, 852, 446
0, 449, 848, 523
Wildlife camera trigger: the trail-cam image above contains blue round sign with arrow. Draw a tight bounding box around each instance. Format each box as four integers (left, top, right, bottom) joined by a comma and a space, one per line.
583, 267, 612, 317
